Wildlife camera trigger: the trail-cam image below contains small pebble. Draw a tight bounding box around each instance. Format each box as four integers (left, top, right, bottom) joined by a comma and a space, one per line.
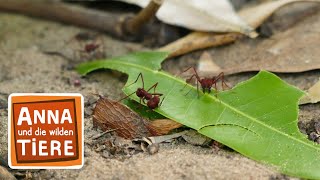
314, 121, 320, 134
74, 79, 81, 87
147, 143, 159, 155
102, 150, 110, 159
0, 99, 7, 109
308, 132, 319, 141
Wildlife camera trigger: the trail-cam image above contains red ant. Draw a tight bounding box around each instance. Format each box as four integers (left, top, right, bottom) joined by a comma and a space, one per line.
83, 43, 100, 54
119, 73, 164, 110
180, 67, 229, 97
66, 32, 106, 60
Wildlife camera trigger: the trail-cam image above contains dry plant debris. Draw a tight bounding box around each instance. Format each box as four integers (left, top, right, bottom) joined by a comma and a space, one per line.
93, 96, 182, 139
159, 0, 320, 58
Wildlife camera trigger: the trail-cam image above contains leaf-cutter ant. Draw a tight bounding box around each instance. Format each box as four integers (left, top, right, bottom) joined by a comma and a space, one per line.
67, 32, 106, 60
119, 73, 164, 110
180, 67, 229, 97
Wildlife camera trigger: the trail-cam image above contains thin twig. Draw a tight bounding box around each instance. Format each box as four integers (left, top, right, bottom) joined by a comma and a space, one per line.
124, 0, 162, 35
0, 0, 124, 38
91, 129, 117, 140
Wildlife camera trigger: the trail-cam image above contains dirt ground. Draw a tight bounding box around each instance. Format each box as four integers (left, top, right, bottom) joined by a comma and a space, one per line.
0, 3, 320, 180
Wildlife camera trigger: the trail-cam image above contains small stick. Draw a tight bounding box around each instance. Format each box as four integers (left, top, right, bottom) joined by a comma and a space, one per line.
0, 0, 164, 39
123, 0, 163, 35
0, 0, 122, 37
91, 129, 117, 140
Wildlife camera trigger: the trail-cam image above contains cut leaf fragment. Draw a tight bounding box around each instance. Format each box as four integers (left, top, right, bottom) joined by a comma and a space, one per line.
115, 0, 255, 36
77, 52, 320, 179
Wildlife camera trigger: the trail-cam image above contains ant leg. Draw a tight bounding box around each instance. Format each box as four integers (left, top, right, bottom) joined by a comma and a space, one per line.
182, 75, 197, 96
117, 91, 136, 102
147, 82, 159, 94
181, 74, 197, 92
176, 67, 201, 84
126, 73, 144, 89
142, 98, 147, 104
189, 67, 202, 83
215, 72, 229, 90
159, 96, 166, 107
175, 66, 194, 77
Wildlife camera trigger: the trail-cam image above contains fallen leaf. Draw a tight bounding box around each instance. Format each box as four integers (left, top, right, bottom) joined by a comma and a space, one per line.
93, 96, 158, 139
147, 131, 187, 144
159, 0, 320, 58
197, 51, 222, 74
182, 130, 212, 146
300, 79, 320, 104
239, 0, 320, 28
115, 0, 255, 36
195, 9, 320, 75
159, 32, 240, 59
149, 119, 183, 135
93, 96, 181, 139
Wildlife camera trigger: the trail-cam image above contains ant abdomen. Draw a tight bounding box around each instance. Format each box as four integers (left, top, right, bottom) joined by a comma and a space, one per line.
147, 96, 160, 110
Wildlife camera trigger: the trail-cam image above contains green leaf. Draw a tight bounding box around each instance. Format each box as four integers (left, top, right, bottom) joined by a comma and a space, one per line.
122, 99, 166, 120
77, 52, 320, 179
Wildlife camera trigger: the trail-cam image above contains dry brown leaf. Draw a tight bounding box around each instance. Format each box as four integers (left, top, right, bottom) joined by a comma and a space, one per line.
239, 0, 320, 28
197, 52, 222, 74
194, 9, 320, 75
149, 119, 183, 135
93, 97, 158, 139
93, 97, 182, 139
158, 32, 241, 58
159, 0, 320, 58
181, 130, 212, 146
300, 79, 320, 104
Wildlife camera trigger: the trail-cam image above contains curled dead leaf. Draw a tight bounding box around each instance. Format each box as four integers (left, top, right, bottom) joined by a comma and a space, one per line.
300, 79, 320, 104
197, 52, 222, 75
158, 32, 240, 58
192, 8, 320, 75
159, 0, 320, 58
149, 119, 183, 135
93, 97, 156, 139
116, 0, 255, 35
93, 97, 182, 139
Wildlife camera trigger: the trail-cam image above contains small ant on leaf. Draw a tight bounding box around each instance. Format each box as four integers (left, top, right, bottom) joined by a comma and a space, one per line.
119, 73, 164, 110
180, 67, 229, 97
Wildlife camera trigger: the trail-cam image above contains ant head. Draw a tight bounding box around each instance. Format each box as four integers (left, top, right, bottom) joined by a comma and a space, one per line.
136, 88, 146, 98
200, 78, 214, 89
